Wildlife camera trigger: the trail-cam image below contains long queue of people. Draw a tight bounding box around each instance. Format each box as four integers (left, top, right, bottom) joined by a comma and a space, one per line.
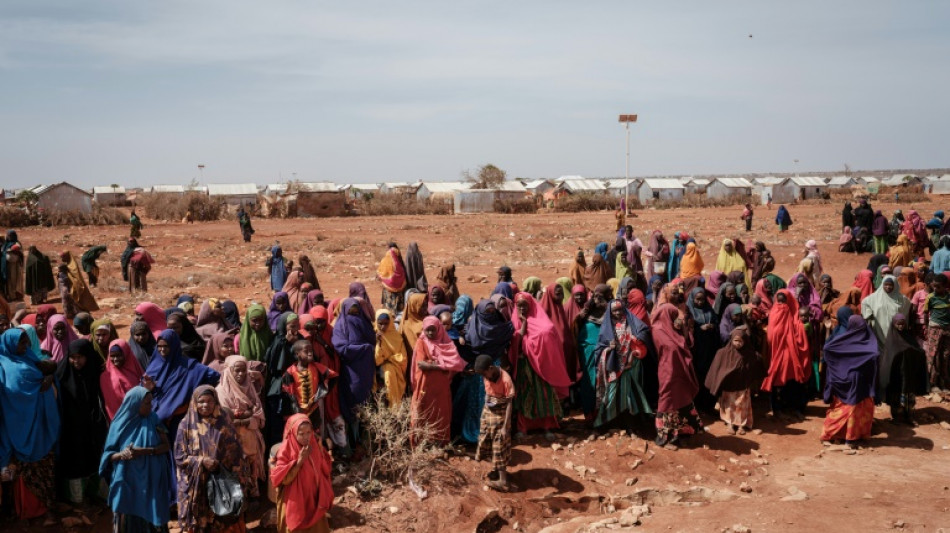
0, 214, 949, 531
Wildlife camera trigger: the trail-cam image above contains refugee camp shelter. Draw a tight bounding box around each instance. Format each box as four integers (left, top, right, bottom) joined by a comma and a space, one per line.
605, 178, 640, 198
771, 177, 828, 203
637, 179, 684, 204
522, 179, 556, 197
826, 176, 857, 188
416, 181, 471, 201
706, 178, 753, 200
925, 175, 950, 194
294, 182, 347, 217
207, 183, 258, 205
93, 185, 127, 206
684, 178, 710, 195
149, 185, 186, 195
28, 182, 93, 214
342, 183, 381, 199
379, 182, 419, 196
556, 178, 606, 194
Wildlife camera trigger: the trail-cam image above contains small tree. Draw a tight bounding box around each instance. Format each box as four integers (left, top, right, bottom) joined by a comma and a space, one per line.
16, 189, 38, 207
463, 163, 507, 189
110, 183, 120, 207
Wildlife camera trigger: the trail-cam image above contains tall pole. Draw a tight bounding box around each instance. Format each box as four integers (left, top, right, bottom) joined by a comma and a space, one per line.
618, 114, 637, 213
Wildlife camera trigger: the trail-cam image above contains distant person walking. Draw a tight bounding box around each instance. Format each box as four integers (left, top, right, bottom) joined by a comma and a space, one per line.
775, 205, 793, 232
872, 210, 889, 254
129, 209, 143, 238
741, 204, 754, 232
80, 245, 107, 288
766, 194, 772, 210
237, 206, 254, 243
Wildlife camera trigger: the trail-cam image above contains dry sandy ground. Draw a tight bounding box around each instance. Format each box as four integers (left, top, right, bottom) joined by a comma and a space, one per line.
5, 199, 950, 532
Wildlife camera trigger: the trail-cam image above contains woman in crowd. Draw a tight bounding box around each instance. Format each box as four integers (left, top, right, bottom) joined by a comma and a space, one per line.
903, 210, 930, 256
820, 315, 878, 448
195, 298, 229, 342
411, 316, 467, 446
401, 292, 428, 358
128, 320, 156, 370
265, 312, 303, 446
932, 236, 950, 274
1, 231, 24, 301
803, 240, 824, 285
60, 250, 99, 313
135, 302, 167, 339
271, 414, 334, 533
842, 201, 854, 229
509, 293, 572, 438
652, 304, 702, 449
576, 286, 608, 421
268, 292, 292, 331
645, 230, 670, 283
713, 282, 740, 320
437, 264, 460, 306
99, 386, 171, 532
374, 308, 408, 408
25, 245, 55, 305
174, 386, 248, 533
593, 299, 652, 430
303, 306, 348, 454
861, 275, 911, 351
404, 242, 427, 293
889, 235, 915, 269
775, 205, 793, 232
686, 286, 720, 410
881, 314, 929, 424
0, 328, 60, 522
239, 303, 273, 363
101, 339, 145, 420
298, 289, 324, 317
332, 298, 377, 447
167, 310, 206, 360
378, 242, 409, 313
853, 269, 875, 300
838, 227, 856, 253
92, 318, 120, 362
427, 282, 450, 314
297, 254, 321, 290
203, 332, 239, 382
584, 252, 611, 291
269, 244, 288, 292
216, 355, 266, 498
762, 289, 811, 421
42, 313, 78, 363
57, 339, 108, 505
705, 327, 763, 434
667, 232, 688, 281
715, 239, 747, 282
679, 242, 704, 283
872, 210, 890, 254
540, 283, 576, 383
925, 273, 950, 390
569, 249, 587, 288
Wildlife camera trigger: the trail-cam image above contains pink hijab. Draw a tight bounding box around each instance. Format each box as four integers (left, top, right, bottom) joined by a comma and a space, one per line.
509, 293, 572, 389
41, 314, 78, 363
417, 316, 467, 374
215, 355, 265, 430
135, 302, 167, 339
100, 339, 144, 420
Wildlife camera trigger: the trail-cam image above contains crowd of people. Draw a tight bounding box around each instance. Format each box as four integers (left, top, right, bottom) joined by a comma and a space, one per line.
0, 202, 949, 531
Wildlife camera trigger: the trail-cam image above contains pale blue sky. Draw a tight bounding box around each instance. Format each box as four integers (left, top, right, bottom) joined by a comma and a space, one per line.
1, 1, 947, 187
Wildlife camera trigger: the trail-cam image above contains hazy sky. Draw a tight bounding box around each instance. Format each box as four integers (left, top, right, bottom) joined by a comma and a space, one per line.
1, 1, 947, 188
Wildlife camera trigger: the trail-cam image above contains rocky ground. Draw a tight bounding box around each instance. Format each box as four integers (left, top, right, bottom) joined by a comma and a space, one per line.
5, 199, 950, 532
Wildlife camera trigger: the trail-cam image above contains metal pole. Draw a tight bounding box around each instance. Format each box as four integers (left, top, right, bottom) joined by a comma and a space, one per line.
625, 122, 630, 213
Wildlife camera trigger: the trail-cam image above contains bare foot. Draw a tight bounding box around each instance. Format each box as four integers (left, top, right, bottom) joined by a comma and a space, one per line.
487, 479, 509, 492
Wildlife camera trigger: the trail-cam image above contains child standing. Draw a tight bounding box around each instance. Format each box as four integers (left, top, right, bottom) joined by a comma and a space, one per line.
741, 204, 754, 232
474, 354, 515, 492
57, 264, 76, 318
282, 339, 339, 445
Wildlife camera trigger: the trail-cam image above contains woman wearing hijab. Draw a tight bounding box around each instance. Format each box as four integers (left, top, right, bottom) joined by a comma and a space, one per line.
411, 316, 467, 446
402, 241, 427, 293
592, 299, 652, 430
265, 312, 303, 446
167, 310, 206, 361
195, 298, 228, 342
269, 244, 288, 291
584, 252, 611, 291
718, 303, 745, 344
101, 339, 145, 420
271, 414, 334, 533
838, 227, 856, 253
712, 282, 740, 320
80, 244, 107, 288
60, 250, 99, 312
203, 330, 238, 375
889, 234, 915, 269
135, 302, 167, 340
762, 289, 811, 420
298, 289, 324, 317
281, 270, 306, 316
88, 317, 118, 363
25, 246, 54, 305
522, 276, 543, 300
238, 303, 273, 363
221, 300, 242, 330
652, 304, 702, 449
705, 327, 763, 434
685, 286, 719, 410
925, 273, 950, 390
715, 239, 747, 282
679, 242, 704, 281
872, 210, 889, 254
401, 292, 428, 359
0, 328, 59, 521
1, 231, 24, 302
128, 320, 156, 370
454, 298, 511, 442
41, 313, 78, 363
575, 287, 609, 422
842, 201, 854, 229
540, 283, 576, 385
378, 242, 409, 314
57, 339, 108, 505
861, 275, 911, 351
509, 293, 573, 438
881, 314, 928, 424
775, 205, 793, 232
268, 291, 292, 331
173, 386, 249, 532
802, 240, 824, 283
645, 230, 670, 283
375, 309, 408, 408
297, 254, 321, 290
436, 264, 460, 306
569, 249, 587, 288
626, 288, 650, 326
332, 298, 377, 445
828, 307, 854, 341
820, 315, 878, 447
99, 387, 171, 532
424, 282, 448, 314
217, 355, 266, 497
934, 236, 950, 275
303, 306, 348, 454
851, 269, 875, 301
705, 271, 727, 300
347, 281, 375, 321
902, 210, 930, 256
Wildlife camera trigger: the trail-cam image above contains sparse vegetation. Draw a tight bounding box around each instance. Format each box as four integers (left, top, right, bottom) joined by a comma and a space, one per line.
0, 206, 128, 228
360, 196, 452, 216
139, 192, 224, 222
493, 197, 537, 214
554, 193, 625, 212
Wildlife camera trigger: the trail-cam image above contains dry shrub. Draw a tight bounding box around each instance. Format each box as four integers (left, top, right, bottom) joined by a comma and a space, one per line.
152, 271, 245, 290
97, 275, 127, 293
652, 193, 754, 210
0, 206, 37, 227
138, 192, 223, 221
357, 393, 442, 494
493, 197, 537, 214
555, 193, 628, 212
359, 196, 452, 216
44, 207, 128, 226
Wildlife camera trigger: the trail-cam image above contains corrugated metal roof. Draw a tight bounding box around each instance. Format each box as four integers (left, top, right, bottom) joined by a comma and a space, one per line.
207, 183, 258, 196
263, 183, 288, 194
297, 182, 340, 192
882, 175, 916, 186
150, 185, 185, 193
892, 174, 918, 181
826, 177, 854, 186
93, 186, 126, 194
523, 179, 553, 190
859, 176, 879, 183
711, 178, 751, 188
382, 182, 411, 188
754, 177, 784, 185
789, 177, 827, 187
419, 181, 471, 193
28, 182, 92, 197
643, 179, 684, 189
495, 181, 526, 192
342, 183, 380, 191
560, 179, 606, 192
558, 175, 587, 181
604, 178, 639, 190
689, 178, 711, 186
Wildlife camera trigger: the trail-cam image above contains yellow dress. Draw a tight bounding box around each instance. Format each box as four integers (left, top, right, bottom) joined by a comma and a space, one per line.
374, 309, 408, 407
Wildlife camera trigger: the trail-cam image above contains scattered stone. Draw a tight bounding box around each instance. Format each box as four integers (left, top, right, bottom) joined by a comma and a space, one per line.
630, 459, 643, 470
752, 429, 763, 435
728, 457, 740, 464
719, 465, 728, 472
694, 474, 703, 481
752, 458, 769, 465
797, 471, 805, 476
739, 482, 753, 493
388, 506, 399, 514
625, 477, 638, 486
894, 519, 905, 528
598, 435, 607, 441
939, 421, 950, 431
730, 525, 752, 533
781, 486, 808, 502
565, 461, 574, 470
619, 505, 650, 527
551, 443, 562, 451
862, 493, 873, 499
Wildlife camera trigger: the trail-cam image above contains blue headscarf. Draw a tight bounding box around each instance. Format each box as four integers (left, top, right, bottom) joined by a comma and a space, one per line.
593, 299, 652, 374
822, 315, 879, 405
17, 324, 44, 360
270, 245, 287, 291
775, 205, 793, 226
331, 298, 376, 421
0, 328, 60, 467
491, 282, 513, 299
828, 306, 854, 341
144, 329, 219, 422
595, 242, 609, 261
464, 299, 514, 360
452, 295, 474, 330
99, 386, 170, 526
